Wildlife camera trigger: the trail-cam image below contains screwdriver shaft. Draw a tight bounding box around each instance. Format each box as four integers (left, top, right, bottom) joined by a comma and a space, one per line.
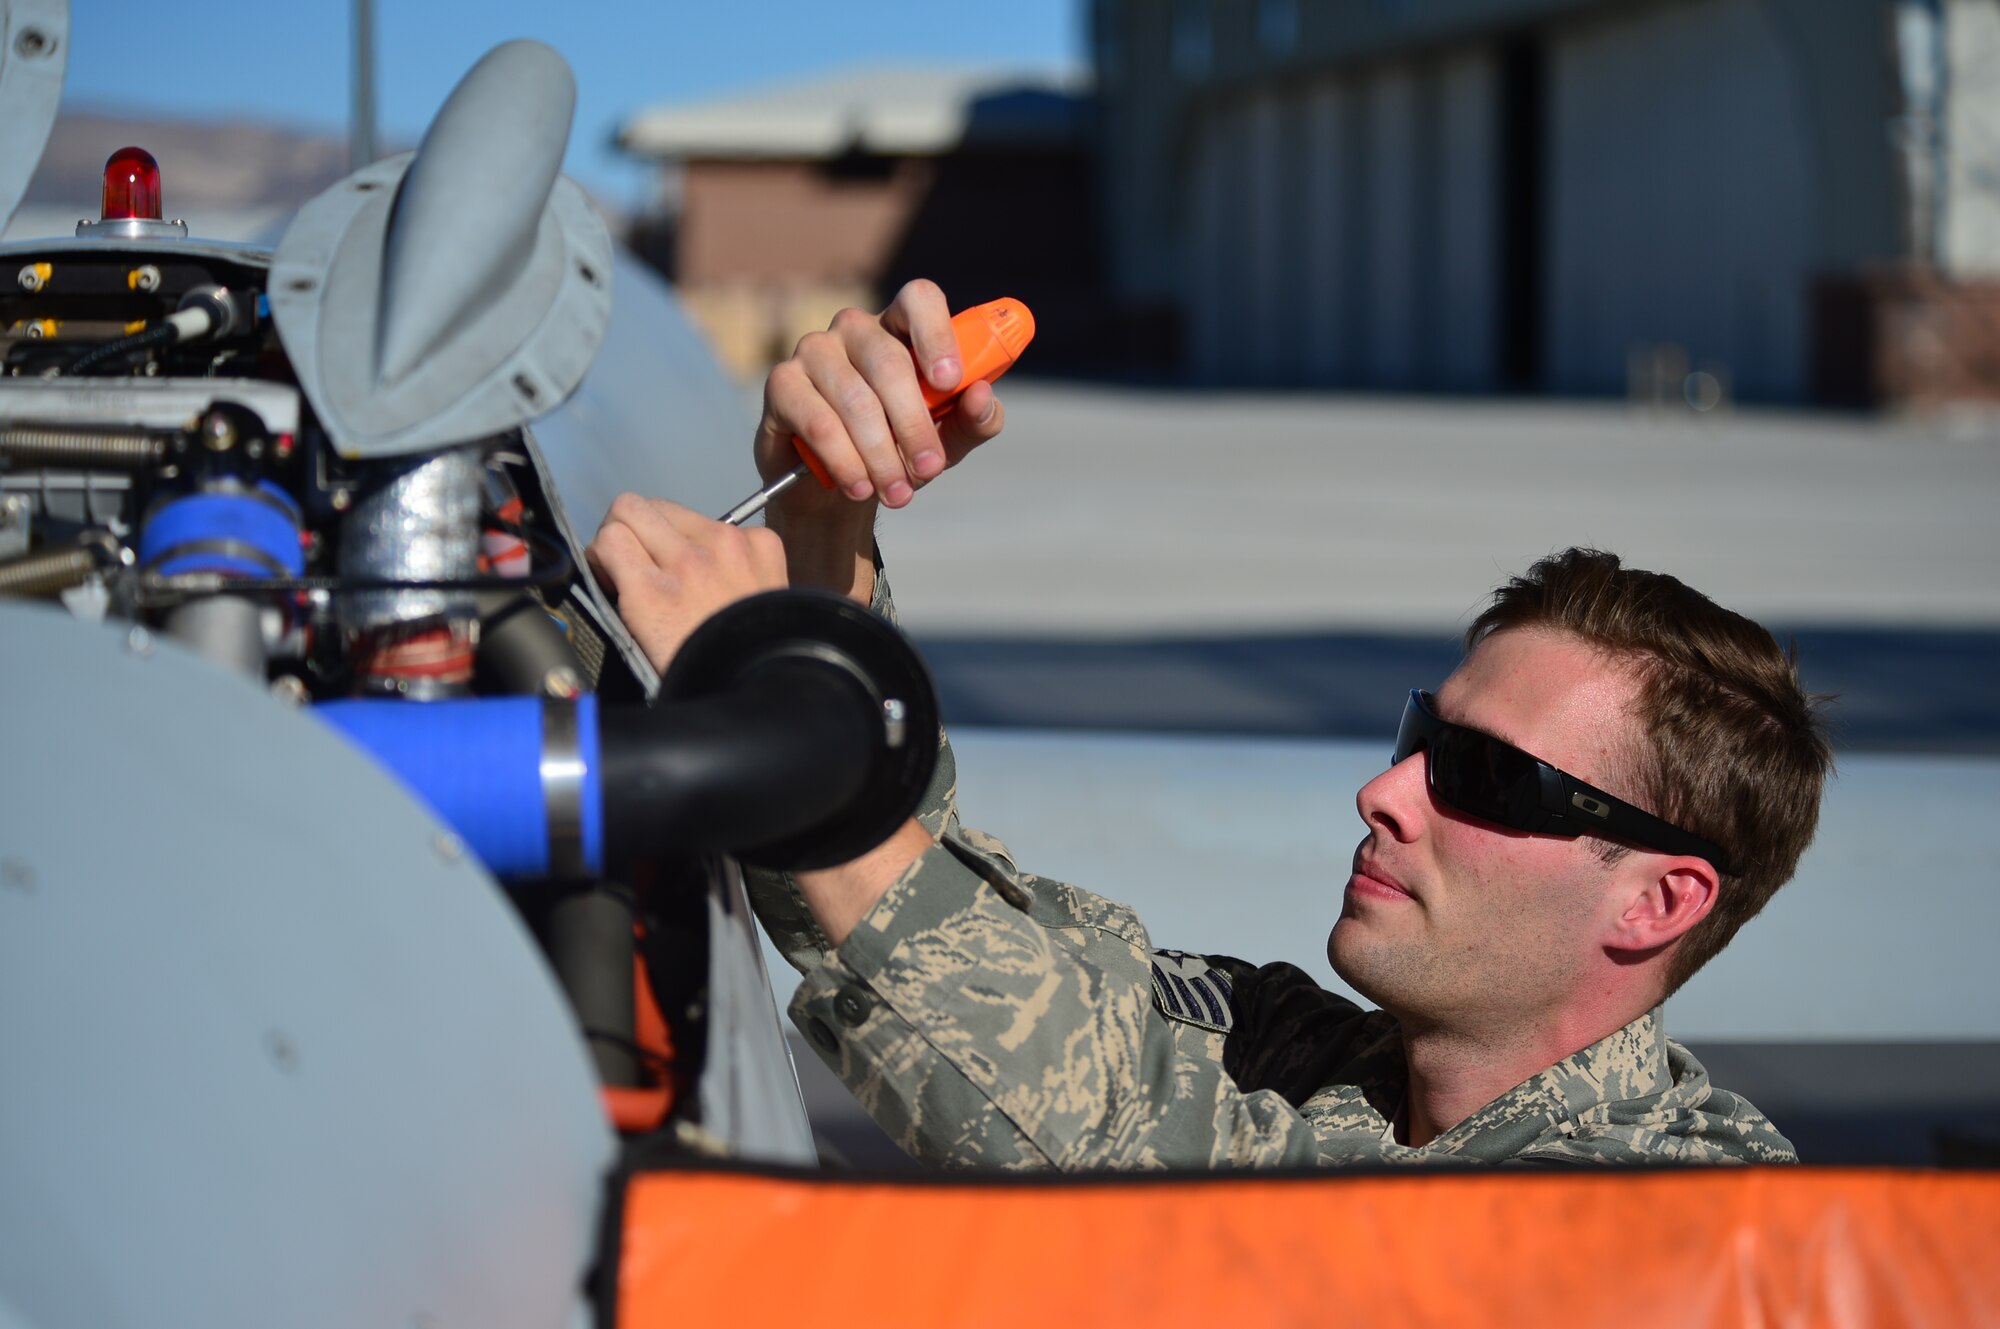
719, 463, 809, 526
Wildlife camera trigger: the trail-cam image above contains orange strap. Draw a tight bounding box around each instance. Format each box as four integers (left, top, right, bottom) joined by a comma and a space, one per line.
618, 1167, 2000, 1327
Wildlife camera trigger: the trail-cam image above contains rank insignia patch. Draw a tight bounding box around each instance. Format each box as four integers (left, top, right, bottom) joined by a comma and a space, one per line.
1149, 949, 1235, 1033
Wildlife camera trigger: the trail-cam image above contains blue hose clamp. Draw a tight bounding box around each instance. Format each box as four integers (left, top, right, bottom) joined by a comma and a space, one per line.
140, 481, 305, 580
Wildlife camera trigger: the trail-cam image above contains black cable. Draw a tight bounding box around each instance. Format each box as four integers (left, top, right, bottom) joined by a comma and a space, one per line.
61, 323, 179, 377
582, 1028, 675, 1076
134, 526, 578, 605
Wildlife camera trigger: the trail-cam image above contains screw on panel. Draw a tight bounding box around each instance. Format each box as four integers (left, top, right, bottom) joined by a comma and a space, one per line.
432, 832, 464, 864
126, 625, 154, 657
671, 1120, 732, 1157
0, 494, 27, 529
0, 858, 36, 893
16, 265, 46, 293
269, 675, 311, 706
129, 265, 163, 294
14, 27, 52, 58
201, 412, 238, 452
330, 489, 353, 512
543, 665, 583, 699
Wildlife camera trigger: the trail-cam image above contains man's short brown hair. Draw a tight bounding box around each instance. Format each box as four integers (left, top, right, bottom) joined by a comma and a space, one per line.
1466, 548, 1833, 991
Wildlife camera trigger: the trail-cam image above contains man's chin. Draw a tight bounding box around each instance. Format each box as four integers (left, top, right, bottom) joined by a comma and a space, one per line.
1326, 919, 1367, 991
1327, 918, 1398, 1009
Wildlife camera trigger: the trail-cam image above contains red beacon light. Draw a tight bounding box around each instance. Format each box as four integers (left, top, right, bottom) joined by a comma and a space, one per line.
101, 146, 163, 221
76, 146, 186, 240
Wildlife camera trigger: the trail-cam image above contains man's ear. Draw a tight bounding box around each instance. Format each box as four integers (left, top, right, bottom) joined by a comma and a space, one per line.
1608, 857, 1719, 953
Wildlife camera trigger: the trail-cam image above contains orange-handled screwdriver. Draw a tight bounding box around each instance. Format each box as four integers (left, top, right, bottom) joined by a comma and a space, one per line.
719, 297, 1035, 526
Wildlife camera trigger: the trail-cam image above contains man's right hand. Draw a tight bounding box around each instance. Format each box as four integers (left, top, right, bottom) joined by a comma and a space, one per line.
755, 280, 1006, 602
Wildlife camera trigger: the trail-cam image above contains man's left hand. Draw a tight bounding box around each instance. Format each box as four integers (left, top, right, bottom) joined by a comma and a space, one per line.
587, 494, 788, 673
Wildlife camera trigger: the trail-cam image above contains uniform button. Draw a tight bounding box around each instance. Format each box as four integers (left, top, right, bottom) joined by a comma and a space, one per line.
833, 985, 873, 1027
805, 1017, 838, 1054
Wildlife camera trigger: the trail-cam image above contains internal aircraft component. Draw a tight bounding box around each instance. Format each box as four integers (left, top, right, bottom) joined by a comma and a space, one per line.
477, 588, 587, 698
316, 694, 604, 878
0, 529, 123, 596
315, 590, 939, 877
339, 447, 485, 696
0, 424, 166, 469
140, 483, 304, 583
140, 482, 303, 676
652, 591, 942, 870
62, 279, 253, 374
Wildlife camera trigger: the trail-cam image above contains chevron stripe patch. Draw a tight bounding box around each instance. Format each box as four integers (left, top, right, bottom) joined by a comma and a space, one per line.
1149, 949, 1235, 1033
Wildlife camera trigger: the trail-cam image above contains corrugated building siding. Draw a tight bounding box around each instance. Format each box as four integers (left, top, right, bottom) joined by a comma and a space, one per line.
1544, 0, 1813, 399
1094, 0, 1911, 401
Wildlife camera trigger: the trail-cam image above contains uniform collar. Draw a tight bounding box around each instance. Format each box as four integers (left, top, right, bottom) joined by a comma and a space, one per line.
1424, 1006, 1672, 1157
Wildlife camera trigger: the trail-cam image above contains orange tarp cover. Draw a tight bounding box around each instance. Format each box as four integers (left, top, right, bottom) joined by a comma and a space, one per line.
620, 1167, 2000, 1327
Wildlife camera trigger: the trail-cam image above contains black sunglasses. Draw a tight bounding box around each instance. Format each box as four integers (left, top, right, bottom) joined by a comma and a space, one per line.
1394, 689, 1739, 875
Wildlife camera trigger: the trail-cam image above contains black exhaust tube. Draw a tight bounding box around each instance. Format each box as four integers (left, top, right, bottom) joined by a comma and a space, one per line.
317, 591, 938, 877
604, 589, 938, 872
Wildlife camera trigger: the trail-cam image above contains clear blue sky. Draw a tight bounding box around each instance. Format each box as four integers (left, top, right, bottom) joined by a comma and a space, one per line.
62, 0, 1082, 209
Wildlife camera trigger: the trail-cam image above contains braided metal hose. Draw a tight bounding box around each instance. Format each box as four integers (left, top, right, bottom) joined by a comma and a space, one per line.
0, 426, 166, 469
0, 534, 129, 597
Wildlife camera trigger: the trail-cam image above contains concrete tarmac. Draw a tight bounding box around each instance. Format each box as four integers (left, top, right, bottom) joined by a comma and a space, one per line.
873, 383, 2000, 634
860, 384, 2000, 751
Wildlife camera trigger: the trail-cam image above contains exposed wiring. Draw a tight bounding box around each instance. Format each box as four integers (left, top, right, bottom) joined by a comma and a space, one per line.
57, 288, 245, 378
133, 526, 577, 606
582, 1027, 676, 1076
61, 323, 178, 377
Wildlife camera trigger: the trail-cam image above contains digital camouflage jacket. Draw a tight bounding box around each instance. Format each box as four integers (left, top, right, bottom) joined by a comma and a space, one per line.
740, 578, 1797, 1171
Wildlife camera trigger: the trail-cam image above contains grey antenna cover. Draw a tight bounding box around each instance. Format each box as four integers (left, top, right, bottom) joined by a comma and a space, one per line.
269, 40, 612, 459
0, 0, 69, 235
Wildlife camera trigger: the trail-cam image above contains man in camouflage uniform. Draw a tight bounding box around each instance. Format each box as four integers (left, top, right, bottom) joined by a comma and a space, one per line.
588, 283, 1832, 1168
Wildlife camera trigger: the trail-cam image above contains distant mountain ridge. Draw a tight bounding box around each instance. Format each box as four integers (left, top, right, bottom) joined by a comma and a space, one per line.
17, 108, 619, 243
25, 109, 355, 214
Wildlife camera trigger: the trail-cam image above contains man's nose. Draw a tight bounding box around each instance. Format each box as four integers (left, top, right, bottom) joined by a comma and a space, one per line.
1356, 750, 1427, 844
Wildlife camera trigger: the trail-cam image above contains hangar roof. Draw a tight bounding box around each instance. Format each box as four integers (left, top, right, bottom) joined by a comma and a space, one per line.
617, 65, 1088, 161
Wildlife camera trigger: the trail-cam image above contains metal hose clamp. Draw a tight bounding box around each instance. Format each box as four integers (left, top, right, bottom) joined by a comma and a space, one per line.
540, 699, 587, 878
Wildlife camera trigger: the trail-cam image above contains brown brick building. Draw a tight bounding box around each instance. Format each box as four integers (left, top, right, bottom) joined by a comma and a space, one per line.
618, 67, 1131, 378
